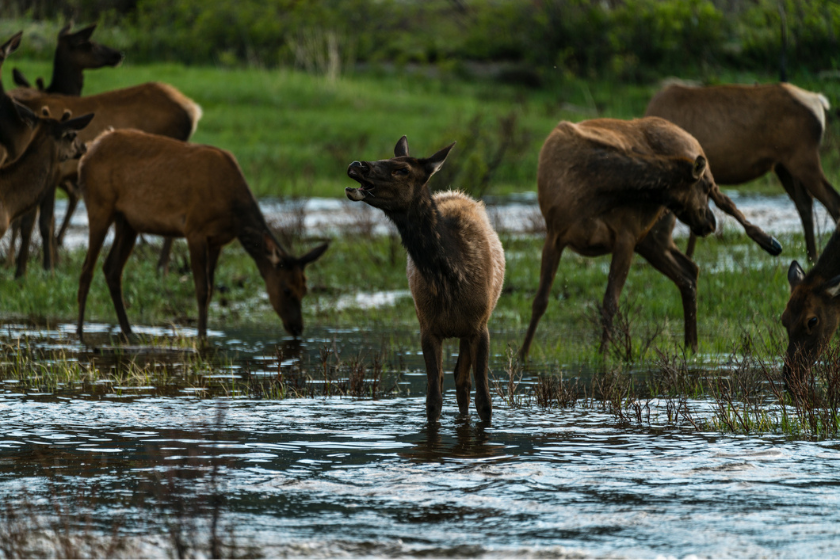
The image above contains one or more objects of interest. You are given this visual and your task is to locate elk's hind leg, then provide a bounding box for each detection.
[103,214,139,338]
[600,238,636,351]
[635,217,700,351]
[521,231,566,358]
[776,164,816,262]
[453,337,473,415]
[38,187,56,271]
[14,208,37,279]
[78,210,114,342]
[471,325,492,423]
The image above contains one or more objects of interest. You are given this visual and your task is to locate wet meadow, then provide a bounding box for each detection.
[2,59,840,557]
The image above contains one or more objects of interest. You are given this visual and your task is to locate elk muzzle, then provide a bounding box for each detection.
[346,161,371,201]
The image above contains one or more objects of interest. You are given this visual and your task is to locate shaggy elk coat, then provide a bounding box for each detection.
[521,117,721,358]
[76,129,328,342]
[646,82,833,262]
[346,137,505,423]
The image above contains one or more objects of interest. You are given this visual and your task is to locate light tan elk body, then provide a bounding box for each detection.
[0,106,93,239]
[521,117,723,358]
[782,228,840,389]
[346,137,505,423]
[6,23,122,262]
[77,129,328,342]
[11,81,201,277]
[646,82,834,262]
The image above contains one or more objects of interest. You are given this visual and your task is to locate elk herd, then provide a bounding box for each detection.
[1,26,838,422]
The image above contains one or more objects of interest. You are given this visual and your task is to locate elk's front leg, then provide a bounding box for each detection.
[453,337,472,415]
[471,326,492,423]
[600,240,635,351]
[421,331,444,422]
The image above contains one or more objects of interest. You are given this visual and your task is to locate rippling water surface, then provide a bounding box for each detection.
[2,325,840,558]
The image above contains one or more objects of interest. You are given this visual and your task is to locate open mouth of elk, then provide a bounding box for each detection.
[346,162,375,201]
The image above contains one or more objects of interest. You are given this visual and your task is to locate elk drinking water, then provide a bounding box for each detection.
[782,227,840,388]
[646,82,834,262]
[346,137,505,423]
[76,129,328,342]
[520,117,720,358]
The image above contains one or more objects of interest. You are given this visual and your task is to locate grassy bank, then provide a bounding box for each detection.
[4,61,840,199]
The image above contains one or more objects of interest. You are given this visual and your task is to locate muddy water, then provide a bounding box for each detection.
[2,325,840,558]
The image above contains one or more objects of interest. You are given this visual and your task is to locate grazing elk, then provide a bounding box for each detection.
[77,129,328,342]
[11,81,202,277]
[646,82,836,262]
[521,117,733,358]
[346,137,505,423]
[7,23,123,267]
[0,106,93,239]
[782,227,840,389]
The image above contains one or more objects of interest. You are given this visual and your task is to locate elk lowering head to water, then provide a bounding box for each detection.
[12,23,123,97]
[76,129,328,343]
[0,105,93,239]
[781,227,840,389]
[646,82,831,262]
[347,136,506,423]
[520,117,725,359]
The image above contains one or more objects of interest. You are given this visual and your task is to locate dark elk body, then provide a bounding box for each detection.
[782,228,840,387]
[76,129,328,342]
[646,82,832,262]
[521,117,722,358]
[346,137,505,423]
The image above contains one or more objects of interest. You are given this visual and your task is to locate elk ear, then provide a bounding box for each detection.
[264,233,289,267]
[299,242,329,267]
[12,68,30,88]
[70,24,96,44]
[0,31,23,61]
[41,106,50,117]
[692,155,707,179]
[36,77,45,91]
[788,260,805,290]
[58,23,73,39]
[425,142,455,176]
[394,136,409,157]
[824,274,840,298]
[13,102,38,129]
[64,112,94,131]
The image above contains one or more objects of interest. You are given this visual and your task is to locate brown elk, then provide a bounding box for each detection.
[0,32,37,169]
[6,23,123,268]
[346,137,505,423]
[781,227,840,389]
[77,129,328,342]
[11,81,201,277]
[521,117,734,358]
[646,82,835,262]
[0,105,93,239]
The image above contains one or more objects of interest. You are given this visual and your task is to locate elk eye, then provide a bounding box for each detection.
[394,168,409,176]
[808,317,818,329]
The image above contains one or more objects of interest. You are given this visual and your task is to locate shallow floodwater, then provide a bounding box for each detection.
[2,325,840,558]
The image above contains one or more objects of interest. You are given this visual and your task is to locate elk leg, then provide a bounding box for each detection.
[38,187,56,271]
[685,233,697,259]
[521,232,565,358]
[776,164,817,262]
[453,337,473,415]
[157,237,174,275]
[600,240,635,351]
[708,185,781,256]
[14,208,37,279]
[421,331,444,423]
[78,214,113,342]
[471,325,492,423]
[791,161,840,221]
[635,233,700,351]
[5,219,19,269]
[188,239,213,338]
[55,184,79,247]
[103,214,139,338]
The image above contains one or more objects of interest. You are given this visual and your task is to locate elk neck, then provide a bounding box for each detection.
[234,199,282,276]
[385,184,467,296]
[48,52,84,95]
[0,125,56,216]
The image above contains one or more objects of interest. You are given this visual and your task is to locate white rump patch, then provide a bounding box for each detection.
[782,83,828,133]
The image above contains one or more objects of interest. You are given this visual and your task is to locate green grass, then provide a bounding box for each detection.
[6,61,840,199]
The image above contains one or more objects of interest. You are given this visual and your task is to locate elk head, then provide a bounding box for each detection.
[260,234,329,337]
[781,260,840,387]
[14,105,94,161]
[663,154,717,237]
[346,136,455,213]
[56,23,124,70]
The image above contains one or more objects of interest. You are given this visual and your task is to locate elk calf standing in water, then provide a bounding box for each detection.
[782,227,840,388]
[346,137,505,423]
[77,129,328,342]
